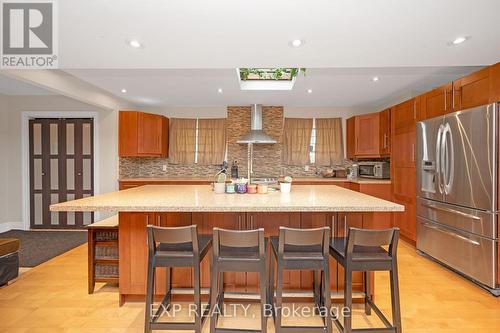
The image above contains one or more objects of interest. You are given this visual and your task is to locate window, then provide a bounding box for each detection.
[309,118,316,164]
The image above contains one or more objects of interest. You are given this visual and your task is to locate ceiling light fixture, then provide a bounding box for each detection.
[450,36,469,45]
[121,88,127,93]
[128,40,142,48]
[372,77,379,82]
[217,88,223,94]
[307,89,313,94]
[291,39,303,47]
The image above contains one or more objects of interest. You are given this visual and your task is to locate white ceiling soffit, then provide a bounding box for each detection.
[59,0,500,69]
[0,74,55,95]
[65,67,481,108]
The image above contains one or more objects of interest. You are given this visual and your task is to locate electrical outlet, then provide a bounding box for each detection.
[162,165,167,172]
[304,165,309,171]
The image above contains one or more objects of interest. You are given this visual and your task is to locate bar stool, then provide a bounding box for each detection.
[329,227,401,333]
[270,226,332,333]
[209,227,268,333]
[145,225,212,333]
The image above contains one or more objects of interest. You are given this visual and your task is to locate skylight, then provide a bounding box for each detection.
[237,68,305,91]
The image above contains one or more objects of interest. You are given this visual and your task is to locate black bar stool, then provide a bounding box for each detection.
[270,226,332,333]
[329,227,401,333]
[209,227,268,333]
[145,224,212,333]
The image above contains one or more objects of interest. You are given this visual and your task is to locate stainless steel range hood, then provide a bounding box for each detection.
[236,104,277,144]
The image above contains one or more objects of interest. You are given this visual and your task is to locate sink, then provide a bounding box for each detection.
[251,177,278,185]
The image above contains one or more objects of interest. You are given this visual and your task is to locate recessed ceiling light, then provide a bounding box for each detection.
[372,77,379,82]
[307,89,313,94]
[217,88,223,94]
[128,40,142,48]
[121,88,127,93]
[450,36,469,45]
[291,39,303,47]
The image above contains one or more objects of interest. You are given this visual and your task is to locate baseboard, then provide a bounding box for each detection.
[0,222,24,233]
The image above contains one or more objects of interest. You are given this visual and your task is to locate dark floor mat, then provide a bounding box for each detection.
[0,230,87,267]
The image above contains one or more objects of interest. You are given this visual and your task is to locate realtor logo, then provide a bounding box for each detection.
[1,0,58,68]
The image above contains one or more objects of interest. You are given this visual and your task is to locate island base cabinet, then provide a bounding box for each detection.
[118,211,377,304]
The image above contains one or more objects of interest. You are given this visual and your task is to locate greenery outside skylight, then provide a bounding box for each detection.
[239,68,306,81]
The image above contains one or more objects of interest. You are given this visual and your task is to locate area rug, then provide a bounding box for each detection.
[0,230,87,267]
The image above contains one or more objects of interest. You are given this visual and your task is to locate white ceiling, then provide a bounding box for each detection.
[0,75,54,95]
[58,0,500,68]
[65,67,481,108]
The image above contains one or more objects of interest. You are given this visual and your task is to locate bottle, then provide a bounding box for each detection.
[231,161,238,179]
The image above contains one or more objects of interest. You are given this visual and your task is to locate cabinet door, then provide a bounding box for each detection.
[155,213,193,294]
[490,62,500,103]
[138,112,163,155]
[118,111,138,157]
[379,108,391,155]
[392,99,417,167]
[358,184,392,230]
[247,212,301,292]
[336,213,364,292]
[392,167,417,241]
[346,117,356,159]
[453,67,490,111]
[420,82,452,120]
[300,213,338,291]
[196,212,247,291]
[119,212,155,296]
[355,113,380,156]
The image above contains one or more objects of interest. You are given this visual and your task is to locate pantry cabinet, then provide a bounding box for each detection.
[119,111,169,157]
[346,117,356,159]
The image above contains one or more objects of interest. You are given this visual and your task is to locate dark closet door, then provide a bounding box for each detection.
[29,118,94,229]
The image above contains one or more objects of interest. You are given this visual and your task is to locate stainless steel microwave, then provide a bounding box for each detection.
[358,161,390,179]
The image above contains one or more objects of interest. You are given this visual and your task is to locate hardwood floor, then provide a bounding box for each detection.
[0,241,499,332]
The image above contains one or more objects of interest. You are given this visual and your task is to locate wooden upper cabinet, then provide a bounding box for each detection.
[392,98,418,167]
[119,111,169,157]
[355,113,380,156]
[490,62,500,103]
[420,82,453,120]
[347,110,390,158]
[346,117,356,159]
[453,67,490,111]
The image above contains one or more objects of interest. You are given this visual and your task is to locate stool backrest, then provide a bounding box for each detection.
[213,227,265,258]
[147,224,199,257]
[346,227,399,257]
[278,226,330,257]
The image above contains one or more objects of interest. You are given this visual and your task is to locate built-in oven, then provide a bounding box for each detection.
[357,161,390,179]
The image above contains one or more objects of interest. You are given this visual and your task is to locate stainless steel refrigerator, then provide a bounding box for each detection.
[416,102,499,295]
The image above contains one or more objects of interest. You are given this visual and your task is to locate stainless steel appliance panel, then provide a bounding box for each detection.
[417,197,497,238]
[417,217,497,288]
[416,116,445,202]
[442,104,497,212]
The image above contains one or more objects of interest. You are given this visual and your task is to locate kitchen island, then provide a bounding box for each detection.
[51,184,404,305]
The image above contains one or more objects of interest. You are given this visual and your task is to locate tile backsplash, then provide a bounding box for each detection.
[119,106,336,179]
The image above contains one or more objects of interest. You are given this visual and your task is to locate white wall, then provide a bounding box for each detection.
[0,95,118,231]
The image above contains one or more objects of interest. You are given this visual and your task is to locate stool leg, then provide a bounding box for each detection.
[323,264,332,333]
[364,271,371,315]
[275,261,283,333]
[193,264,202,333]
[344,267,352,333]
[144,261,155,333]
[268,252,275,313]
[390,260,402,333]
[218,272,225,316]
[209,262,219,333]
[260,262,268,333]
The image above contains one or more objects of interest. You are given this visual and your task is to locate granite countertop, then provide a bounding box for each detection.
[118,177,392,185]
[51,185,403,213]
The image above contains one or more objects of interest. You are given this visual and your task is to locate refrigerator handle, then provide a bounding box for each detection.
[436,124,444,194]
[443,123,454,195]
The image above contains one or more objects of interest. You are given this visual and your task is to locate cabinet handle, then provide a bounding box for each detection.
[146,214,149,225]
[444,90,447,111]
[412,144,415,162]
[331,215,336,237]
[344,215,347,237]
[413,102,417,120]
[383,133,388,149]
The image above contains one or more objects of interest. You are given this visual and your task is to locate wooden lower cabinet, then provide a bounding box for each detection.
[119,211,377,303]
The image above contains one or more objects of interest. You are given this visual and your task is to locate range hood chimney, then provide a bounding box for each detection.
[236,104,277,144]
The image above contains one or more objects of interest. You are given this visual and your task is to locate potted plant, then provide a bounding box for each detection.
[280,176,293,193]
[214,173,226,194]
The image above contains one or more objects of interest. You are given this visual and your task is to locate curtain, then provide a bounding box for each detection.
[168,118,196,164]
[197,118,227,165]
[282,118,313,166]
[315,118,344,166]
